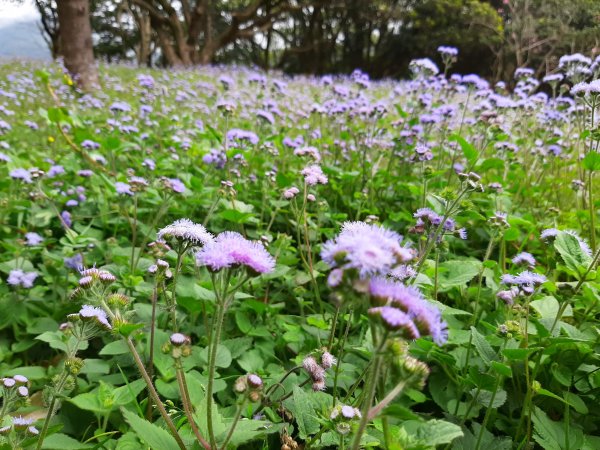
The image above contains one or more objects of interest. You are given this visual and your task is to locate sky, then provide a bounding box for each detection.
[0,2,38,25]
[0,2,49,59]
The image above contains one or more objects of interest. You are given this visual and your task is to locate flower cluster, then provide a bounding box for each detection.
[501,270,547,295]
[157,219,214,247]
[368,277,447,345]
[302,350,337,391]
[330,404,362,435]
[7,269,38,289]
[321,221,412,282]
[195,231,275,274]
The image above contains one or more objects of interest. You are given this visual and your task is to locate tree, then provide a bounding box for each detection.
[128,0,304,66]
[56,0,99,90]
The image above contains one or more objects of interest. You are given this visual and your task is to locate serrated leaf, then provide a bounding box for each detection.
[582,151,600,171]
[41,433,93,449]
[402,419,464,446]
[473,388,507,408]
[290,386,320,439]
[554,231,592,276]
[121,407,180,450]
[470,327,496,365]
[437,260,481,290]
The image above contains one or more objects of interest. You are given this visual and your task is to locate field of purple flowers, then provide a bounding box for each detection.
[1,49,600,449]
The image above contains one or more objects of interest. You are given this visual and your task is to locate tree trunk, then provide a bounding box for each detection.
[56,0,99,91]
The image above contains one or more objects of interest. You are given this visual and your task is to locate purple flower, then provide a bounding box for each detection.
[321,222,405,278]
[368,277,447,344]
[502,270,547,294]
[47,165,65,178]
[7,269,38,288]
[226,129,259,147]
[368,306,420,338]
[10,168,32,183]
[24,232,43,246]
[512,252,536,267]
[61,210,72,228]
[115,182,133,196]
[79,305,111,329]
[157,219,213,246]
[81,140,100,150]
[78,169,93,177]
[64,254,83,271]
[196,231,275,274]
[166,178,185,193]
[143,158,156,170]
[301,164,328,185]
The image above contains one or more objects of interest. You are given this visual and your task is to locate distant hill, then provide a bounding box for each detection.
[0,19,50,60]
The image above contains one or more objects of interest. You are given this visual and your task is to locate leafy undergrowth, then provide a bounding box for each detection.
[0,53,600,449]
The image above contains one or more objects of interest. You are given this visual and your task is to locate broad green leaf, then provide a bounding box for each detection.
[121,407,180,450]
[582,151,600,171]
[289,385,320,439]
[41,433,93,449]
[401,419,463,446]
[470,327,496,365]
[554,231,592,276]
[437,260,481,290]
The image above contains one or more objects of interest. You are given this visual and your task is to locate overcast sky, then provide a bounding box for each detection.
[0,2,38,24]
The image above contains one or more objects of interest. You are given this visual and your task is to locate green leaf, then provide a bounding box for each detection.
[491,361,513,378]
[99,340,129,356]
[473,388,507,408]
[290,386,320,439]
[41,433,93,449]
[502,347,542,361]
[437,260,481,290]
[531,296,572,320]
[449,134,478,163]
[470,327,496,365]
[402,419,464,446]
[554,231,592,276]
[121,407,180,450]
[582,152,600,171]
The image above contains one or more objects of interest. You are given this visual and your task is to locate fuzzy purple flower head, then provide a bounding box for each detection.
[321,222,409,279]
[7,269,38,288]
[157,219,213,246]
[196,231,275,274]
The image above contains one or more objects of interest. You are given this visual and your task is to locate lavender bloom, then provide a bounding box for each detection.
[227,129,259,147]
[283,186,300,199]
[166,178,185,193]
[64,253,83,270]
[321,222,406,278]
[10,168,32,183]
[196,231,275,274]
[78,169,93,177]
[115,182,133,196]
[512,252,536,267]
[368,277,447,345]
[368,306,420,338]
[540,228,559,241]
[79,305,111,330]
[47,165,65,178]
[143,158,156,170]
[24,232,43,246]
[7,269,38,288]
[61,210,72,228]
[301,164,328,185]
[0,152,10,162]
[157,219,213,246]
[81,139,100,150]
[502,270,547,294]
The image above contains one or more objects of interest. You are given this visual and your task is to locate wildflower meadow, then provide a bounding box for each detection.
[2,49,600,449]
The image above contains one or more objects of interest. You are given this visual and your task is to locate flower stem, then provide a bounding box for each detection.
[125,337,187,450]
[219,399,247,450]
[206,297,227,449]
[175,361,210,449]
